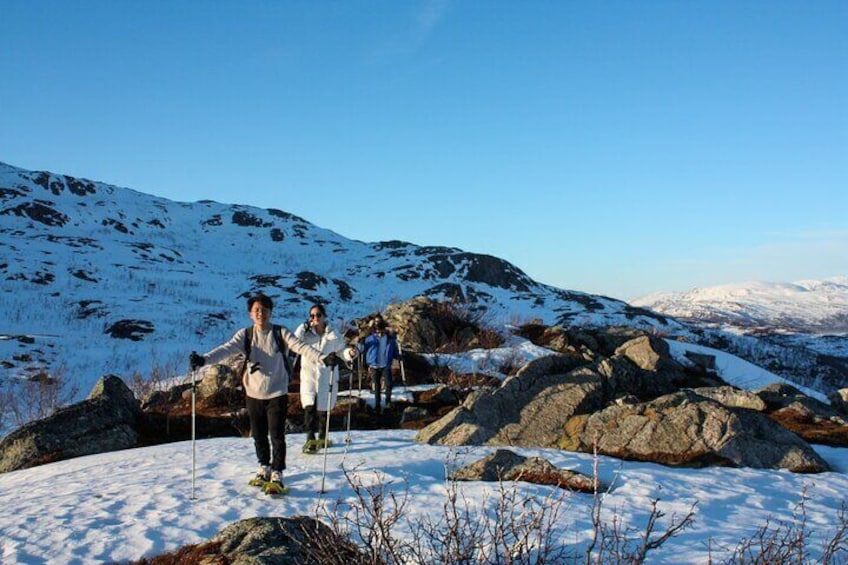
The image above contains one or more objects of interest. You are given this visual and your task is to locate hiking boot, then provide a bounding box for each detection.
[263,471,287,495]
[248,465,270,487]
[302,439,318,454]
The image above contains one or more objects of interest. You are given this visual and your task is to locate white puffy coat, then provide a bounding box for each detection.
[294,322,350,411]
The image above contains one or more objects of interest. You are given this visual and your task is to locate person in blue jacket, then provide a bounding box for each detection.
[362,318,399,413]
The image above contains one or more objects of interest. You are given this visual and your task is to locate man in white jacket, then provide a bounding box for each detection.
[295,303,356,453]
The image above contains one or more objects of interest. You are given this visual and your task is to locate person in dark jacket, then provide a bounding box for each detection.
[361,319,399,413]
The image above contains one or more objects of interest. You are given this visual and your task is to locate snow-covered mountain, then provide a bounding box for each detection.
[0,161,678,398]
[631,279,848,391]
[632,278,848,335]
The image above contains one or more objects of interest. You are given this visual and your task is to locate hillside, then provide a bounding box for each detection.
[0,161,676,399]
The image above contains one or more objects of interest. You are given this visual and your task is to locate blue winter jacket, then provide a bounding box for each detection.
[363,332,399,368]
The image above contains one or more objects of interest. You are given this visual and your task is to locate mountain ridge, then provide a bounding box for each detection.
[632,278,848,335]
[0,161,676,398]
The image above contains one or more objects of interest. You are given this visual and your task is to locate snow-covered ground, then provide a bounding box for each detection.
[0,431,846,564]
[2,340,846,564]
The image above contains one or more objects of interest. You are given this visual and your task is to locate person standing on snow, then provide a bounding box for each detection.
[189,293,343,495]
[294,303,356,454]
[362,318,400,413]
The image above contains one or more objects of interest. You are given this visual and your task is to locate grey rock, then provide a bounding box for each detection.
[415,353,602,448]
[692,386,767,411]
[201,516,366,564]
[580,390,829,473]
[0,375,141,473]
[452,448,596,492]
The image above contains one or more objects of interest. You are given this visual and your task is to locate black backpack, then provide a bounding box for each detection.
[242,324,295,377]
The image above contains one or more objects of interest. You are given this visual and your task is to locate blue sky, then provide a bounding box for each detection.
[1,1,845,300]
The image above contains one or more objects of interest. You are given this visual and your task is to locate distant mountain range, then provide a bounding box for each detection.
[0,161,677,397]
[632,278,848,335]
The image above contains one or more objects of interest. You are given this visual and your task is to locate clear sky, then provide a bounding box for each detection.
[1,1,846,300]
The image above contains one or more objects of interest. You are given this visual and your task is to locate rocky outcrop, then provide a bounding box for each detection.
[416,334,836,473]
[379,296,503,353]
[757,383,848,447]
[452,449,596,492]
[569,389,829,473]
[415,353,600,447]
[0,375,141,472]
[125,516,367,565]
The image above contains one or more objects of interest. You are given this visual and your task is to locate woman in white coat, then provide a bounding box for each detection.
[295,303,355,453]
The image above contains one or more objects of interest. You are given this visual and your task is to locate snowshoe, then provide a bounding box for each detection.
[263,472,289,496]
[249,465,271,487]
[302,439,318,454]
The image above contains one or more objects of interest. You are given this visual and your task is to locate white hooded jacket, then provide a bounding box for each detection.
[294,321,352,410]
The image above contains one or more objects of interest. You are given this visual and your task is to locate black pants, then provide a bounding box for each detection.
[370,365,392,410]
[303,401,327,441]
[246,395,287,472]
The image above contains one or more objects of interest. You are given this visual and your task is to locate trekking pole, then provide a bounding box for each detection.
[189,359,198,501]
[398,341,408,389]
[319,370,335,494]
[345,357,353,445]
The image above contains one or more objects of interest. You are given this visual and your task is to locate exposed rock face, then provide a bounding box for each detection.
[125,516,368,565]
[416,334,836,473]
[380,295,503,353]
[692,386,767,411]
[756,383,848,447]
[571,390,829,473]
[452,449,596,493]
[415,353,599,447]
[0,375,141,473]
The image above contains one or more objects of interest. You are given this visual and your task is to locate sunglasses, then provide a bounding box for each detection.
[309,312,324,319]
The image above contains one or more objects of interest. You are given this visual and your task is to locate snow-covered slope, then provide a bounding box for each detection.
[0,161,679,398]
[632,278,848,335]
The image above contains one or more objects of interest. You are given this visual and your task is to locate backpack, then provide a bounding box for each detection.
[242,324,295,378]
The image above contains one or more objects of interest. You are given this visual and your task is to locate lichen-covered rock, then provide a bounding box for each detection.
[0,375,141,473]
[579,390,829,473]
[452,448,596,492]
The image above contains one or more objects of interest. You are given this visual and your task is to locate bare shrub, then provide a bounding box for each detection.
[311,454,698,565]
[722,489,848,565]
[583,450,697,565]
[127,357,180,402]
[0,365,80,428]
[424,298,492,354]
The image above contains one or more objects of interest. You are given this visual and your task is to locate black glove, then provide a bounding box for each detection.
[322,352,341,367]
[189,351,205,371]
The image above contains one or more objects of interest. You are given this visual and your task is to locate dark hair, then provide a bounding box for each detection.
[309,303,327,317]
[247,293,274,311]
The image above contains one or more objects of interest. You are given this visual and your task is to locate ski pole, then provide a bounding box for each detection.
[319,369,335,494]
[345,357,353,445]
[398,340,408,388]
[190,361,198,501]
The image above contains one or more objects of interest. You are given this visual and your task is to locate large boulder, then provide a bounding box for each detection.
[569,389,829,473]
[416,335,688,449]
[415,353,601,447]
[125,516,367,565]
[0,375,142,473]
